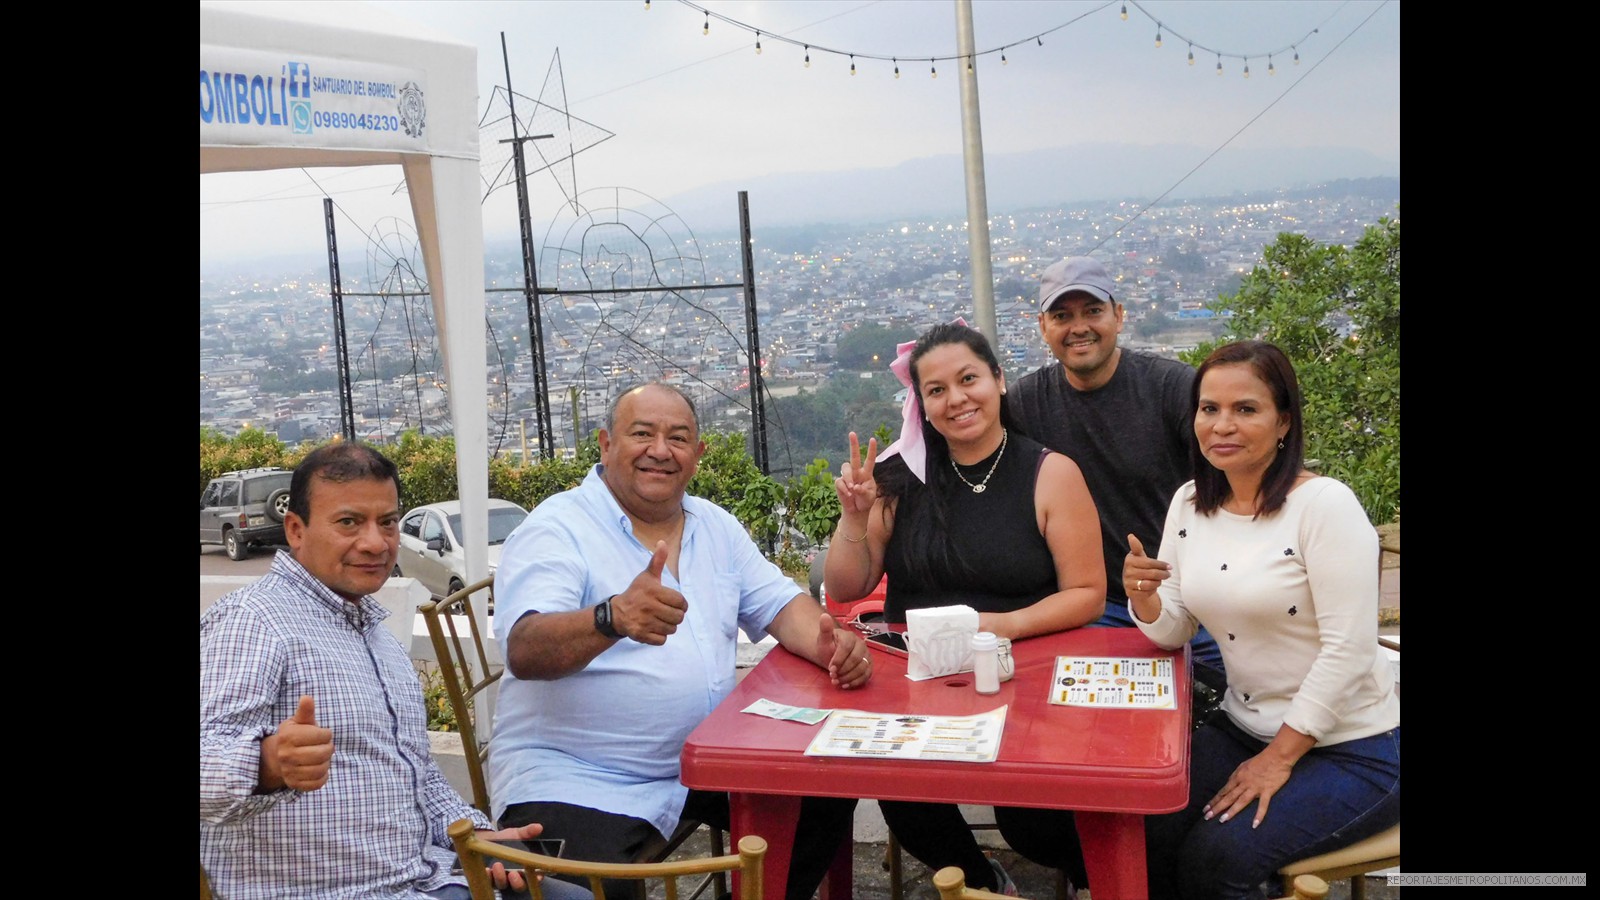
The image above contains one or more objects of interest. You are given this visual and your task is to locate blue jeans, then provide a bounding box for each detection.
[1145,713,1401,900]
[1090,601,1228,690]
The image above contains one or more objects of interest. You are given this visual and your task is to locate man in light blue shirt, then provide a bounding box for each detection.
[491,383,871,900]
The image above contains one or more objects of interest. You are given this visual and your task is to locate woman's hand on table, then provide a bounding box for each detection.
[818,612,872,689]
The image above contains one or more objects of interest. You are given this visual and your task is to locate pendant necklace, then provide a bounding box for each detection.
[950,428,1007,493]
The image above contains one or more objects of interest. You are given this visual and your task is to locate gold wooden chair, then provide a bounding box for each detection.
[200,864,213,900]
[1274,874,1330,900]
[1276,537,1400,900]
[448,819,767,900]
[422,577,728,897]
[932,864,1025,900]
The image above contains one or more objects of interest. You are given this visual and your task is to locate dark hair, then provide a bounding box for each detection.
[607,382,699,435]
[288,442,402,523]
[1190,340,1305,518]
[876,322,1019,585]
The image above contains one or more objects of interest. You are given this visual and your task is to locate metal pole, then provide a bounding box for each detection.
[323,198,356,441]
[502,33,556,459]
[955,0,997,340]
[737,191,769,476]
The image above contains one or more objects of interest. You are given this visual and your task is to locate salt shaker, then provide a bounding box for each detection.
[971,631,1001,695]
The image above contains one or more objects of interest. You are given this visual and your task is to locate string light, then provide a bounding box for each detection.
[649,2,1325,87]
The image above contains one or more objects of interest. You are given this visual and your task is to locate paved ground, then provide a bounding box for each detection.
[655,826,1400,899]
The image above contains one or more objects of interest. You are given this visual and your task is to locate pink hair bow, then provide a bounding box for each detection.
[876,317,967,483]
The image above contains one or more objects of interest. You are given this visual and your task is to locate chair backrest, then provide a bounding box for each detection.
[448,819,767,900]
[420,576,501,815]
[932,866,1023,900]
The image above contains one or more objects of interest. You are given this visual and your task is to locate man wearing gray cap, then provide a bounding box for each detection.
[1009,257,1223,683]
[1003,256,1225,894]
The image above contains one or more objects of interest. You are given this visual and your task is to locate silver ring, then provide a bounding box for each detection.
[1136,579,1146,592]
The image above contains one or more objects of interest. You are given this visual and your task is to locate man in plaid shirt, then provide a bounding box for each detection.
[201,443,586,900]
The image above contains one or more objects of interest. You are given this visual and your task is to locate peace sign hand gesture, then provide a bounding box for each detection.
[834,432,879,517]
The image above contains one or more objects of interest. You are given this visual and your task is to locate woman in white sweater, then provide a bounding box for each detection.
[1123,341,1399,900]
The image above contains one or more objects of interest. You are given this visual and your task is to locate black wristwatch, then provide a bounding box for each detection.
[593,596,622,639]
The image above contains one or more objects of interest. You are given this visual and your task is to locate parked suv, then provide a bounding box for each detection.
[200,467,293,561]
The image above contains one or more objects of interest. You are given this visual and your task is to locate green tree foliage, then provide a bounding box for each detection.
[200,426,289,492]
[834,323,918,370]
[1186,215,1400,522]
[768,374,902,473]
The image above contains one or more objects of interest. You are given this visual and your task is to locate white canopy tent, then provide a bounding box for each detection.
[201,1,492,620]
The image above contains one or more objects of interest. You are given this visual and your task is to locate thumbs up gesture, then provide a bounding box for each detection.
[1122,534,1173,622]
[264,695,335,792]
[609,541,689,646]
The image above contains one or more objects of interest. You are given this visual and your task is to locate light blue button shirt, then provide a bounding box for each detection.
[489,465,801,836]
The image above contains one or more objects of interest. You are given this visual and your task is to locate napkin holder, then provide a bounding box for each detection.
[905,604,979,680]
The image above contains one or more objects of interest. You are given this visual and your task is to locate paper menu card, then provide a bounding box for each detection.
[1047,656,1177,709]
[803,705,1007,762]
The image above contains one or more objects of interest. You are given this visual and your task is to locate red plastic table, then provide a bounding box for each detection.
[680,627,1190,900]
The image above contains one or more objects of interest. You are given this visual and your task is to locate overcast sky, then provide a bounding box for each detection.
[199,0,1400,272]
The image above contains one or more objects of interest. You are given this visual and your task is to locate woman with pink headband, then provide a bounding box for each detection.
[825,321,1105,896]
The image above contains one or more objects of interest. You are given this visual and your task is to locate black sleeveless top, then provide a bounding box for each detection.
[882,431,1058,621]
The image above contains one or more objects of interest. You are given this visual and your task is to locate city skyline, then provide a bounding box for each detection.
[199,0,1400,271]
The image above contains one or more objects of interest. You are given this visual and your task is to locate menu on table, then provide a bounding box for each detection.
[1048,656,1176,709]
[803,705,1007,762]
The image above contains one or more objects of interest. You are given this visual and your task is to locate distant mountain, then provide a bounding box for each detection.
[658,142,1399,232]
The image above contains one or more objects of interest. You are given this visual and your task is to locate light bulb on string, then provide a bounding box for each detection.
[643,0,649,9]
[1120,3,1128,20]
[1037,36,1043,46]
[893,57,900,78]
[755,32,761,54]
[702,12,708,35]
[850,55,856,76]
[930,59,937,79]
[1268,56,1275,75]
[1001,49,1007,65]
[1188,43,1194,65]
[1293,46,1300,64]
[804,45,810,68]
[1155,27,1162,48]
[1216,54,1223,75]
[966,56,973,73]
[1243,59,1250,78]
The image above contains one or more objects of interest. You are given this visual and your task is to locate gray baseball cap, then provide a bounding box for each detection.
[1039,257,1116,311]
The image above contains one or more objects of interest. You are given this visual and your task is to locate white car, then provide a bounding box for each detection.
[394,499,529,600]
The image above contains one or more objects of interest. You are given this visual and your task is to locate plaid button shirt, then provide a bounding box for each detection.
[201,551,491,899]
